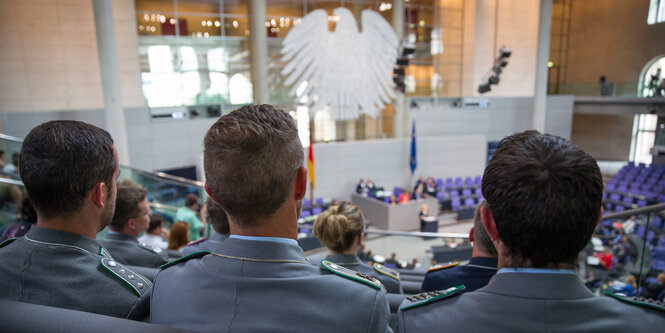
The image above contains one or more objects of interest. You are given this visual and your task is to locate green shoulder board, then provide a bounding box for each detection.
[373,262,400,280]
[138,242,164,254]
[160,251,210,270]
[400,285,466,311]
[604,290,665,313]
[99,258,151,297]
[321,260,383,290]
[0,237,18,249]
[427,261,459,273]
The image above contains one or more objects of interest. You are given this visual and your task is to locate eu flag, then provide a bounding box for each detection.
[410,120,417,175]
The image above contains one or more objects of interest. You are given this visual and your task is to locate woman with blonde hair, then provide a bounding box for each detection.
[167,221,190,252]
[313,201,403,293]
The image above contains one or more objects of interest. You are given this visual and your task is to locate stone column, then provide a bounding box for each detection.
[248,0,269,104]
[92,0,130,164]
[532,0,553,131]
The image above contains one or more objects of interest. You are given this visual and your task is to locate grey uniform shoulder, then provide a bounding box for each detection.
[99,258,151,297]
[138,242,165,255]
[320,259,383,290]
[604,290,665,313]
[400,285,466,311]
[373,262,400,281]
[160,251,210,270]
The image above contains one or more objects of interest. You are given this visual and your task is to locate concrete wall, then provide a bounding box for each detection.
[0,0,142,115]
[311,135,487,201]
[571,113,633,161]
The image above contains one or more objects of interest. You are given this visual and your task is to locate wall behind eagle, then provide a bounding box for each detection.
[0,0,142,116]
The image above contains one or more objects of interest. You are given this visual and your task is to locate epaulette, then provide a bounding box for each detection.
[99,258,151,297]
[427,261,459,273]
[604,290,665,313]
[160,251,210,270]
[400,285,465,311]
[0,237,18,249]
[373,262,400,280]
[321,260,383,290]
[186,238,207,246]
[98,246,114,260]
[138,242,164,254]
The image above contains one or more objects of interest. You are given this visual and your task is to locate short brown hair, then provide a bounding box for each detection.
[110,186,147,230]
[185,194,199,207]
[203,104,303,227]
[313,202,364,253]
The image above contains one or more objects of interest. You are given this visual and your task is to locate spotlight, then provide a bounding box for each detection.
[393,75,404,85]
[393,67,405,76]
[397,57,409,66]
[500,46,511,58]
[499,60,508,68]
[489,75,500,85]
[478,82,491,94]
[402,45,416,56]
[492,66,502,75]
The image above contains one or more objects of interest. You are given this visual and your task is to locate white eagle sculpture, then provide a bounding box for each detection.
[281,8,399,120]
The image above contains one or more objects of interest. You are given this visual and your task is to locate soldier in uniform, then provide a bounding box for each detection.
[0,121,149,319]
[313,201,403,294]
[149,105,392,332]
[421,200,497,293]
[397,131,665,332]
[99,185,168,268]
[182,199,229,255]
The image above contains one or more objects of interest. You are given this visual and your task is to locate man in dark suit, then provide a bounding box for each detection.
[397,130,665,332]
[421,200,497,293]
[148,105,392,332]
[99,185,168,268]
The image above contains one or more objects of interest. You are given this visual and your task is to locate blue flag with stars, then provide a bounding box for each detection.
[410,120,417,175]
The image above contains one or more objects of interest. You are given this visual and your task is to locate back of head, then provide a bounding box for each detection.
[482,130,602,267]
[203,104,303,227]
[184,194,199,207]
[19,120,116,219]
[147,214,164,233]
[313,201,364,253]
[110,185,147,231]
[168,221,190,250]
[207,199,230,234]
[473,201,497,257]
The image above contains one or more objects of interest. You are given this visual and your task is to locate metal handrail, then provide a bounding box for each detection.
[0,177,24,186]
[0,133,24,143]
[601,202,665,220]
[149,202,179,211]
[364,229,469,239]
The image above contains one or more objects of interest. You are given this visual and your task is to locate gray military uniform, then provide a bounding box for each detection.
[0,226,150,318]
[322,254,403,294]
[181,232,228,256]
[99,232,168,268]
[149,237,393,332]
[397,272,665,332]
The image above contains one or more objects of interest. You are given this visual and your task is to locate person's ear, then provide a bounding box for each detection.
[294,166,307,200]
[127,218,137,231]
[480,206,499,241]
[468,226,475,243]
[357,233,364,245]
[596,207,603,228]
[92,183,106,208]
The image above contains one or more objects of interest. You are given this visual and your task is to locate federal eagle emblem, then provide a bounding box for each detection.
[281,8,399,120]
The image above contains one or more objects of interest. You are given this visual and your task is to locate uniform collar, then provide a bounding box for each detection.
[24,225,102,255]
[105,231,138,242]
[228,235,297,246]
[467,257,498,270]
[324,254,362,265]
[479,271,594,299]
[210,233,229,242]
[215,237,307,263]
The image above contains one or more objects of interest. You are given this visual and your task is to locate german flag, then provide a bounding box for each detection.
[308,140,315,188]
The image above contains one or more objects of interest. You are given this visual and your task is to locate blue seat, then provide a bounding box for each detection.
[436,191,446,202]
[451,197,461,212]
[303,199,312,208]
[300,210,311,218]
[474,176,482,186]
[455,177,463,187]
[311,207,323,215]
[465,177,473,186]
[315,197,324,206]
[449,190,459,197]
[637,199,647,207]
[462,188,472,197]
[615,205,625,212]
[464,198,475,207]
